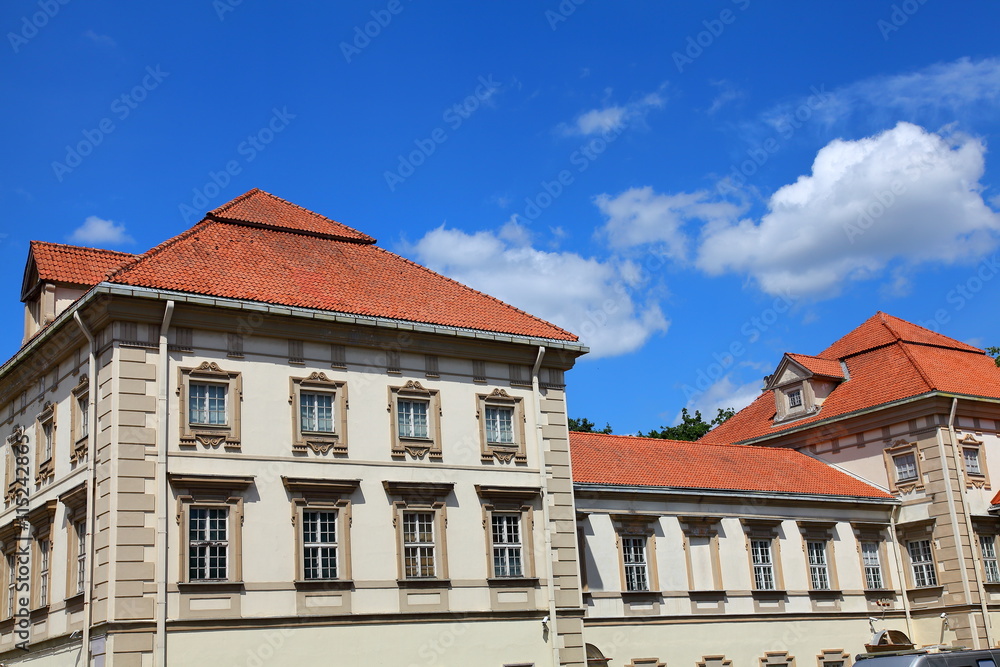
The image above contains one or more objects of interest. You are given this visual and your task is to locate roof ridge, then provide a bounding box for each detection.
[106,218,217,283]
[370,245,579,341]
[208,187,261,216]
[899,340,960,392]
[571,431,801,453]
[30,240,136,257]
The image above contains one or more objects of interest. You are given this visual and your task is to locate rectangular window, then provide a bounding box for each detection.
[788,390,802,408]
[189,383,227,426]
[965,448,982,475]
[894,453,918,482]
[862,541,884,589]
[908,539,937,587]
[622,537,649,592]
[75,519,87,594]
[5,552,13,617]
[807,541,830,590]
[981,535,1000,584]
[189,507,228,581]
[491,514,523,578]
[300,392,334,433]
[751,539,776,590]
[41,421,53,461]
[402,512,435,578]
[78,396,89,439]
[397,400,429,439]
[302,510,337,580]
[485,406,514,444]
[38,538,50,606]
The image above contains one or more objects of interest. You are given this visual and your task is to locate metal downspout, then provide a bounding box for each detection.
[155,301,174,666]
[532,346,559,667]
[947,398,993,647]
[72,312,97,667]
[889,504,914,640]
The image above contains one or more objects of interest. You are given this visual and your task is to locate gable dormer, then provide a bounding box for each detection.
[764,353,846,423]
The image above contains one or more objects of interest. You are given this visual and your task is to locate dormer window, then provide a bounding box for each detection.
[787,390,802,409]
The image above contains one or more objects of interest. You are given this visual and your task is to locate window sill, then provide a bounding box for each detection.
[864,588,897,595]
[621,589,659,597]
[178,581,245,592]
[807,589,842,598]
[905,585,943,594]
[397,578,451,589]
[751,589,787,598]
[487,577,539,587]
[689,589,727,599]
[294,579,354,591]
[64,592,85,607]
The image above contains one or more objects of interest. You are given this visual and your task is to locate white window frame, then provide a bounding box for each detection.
[477,388,526,464]
[402,511,436,579]
[622,536,650,592]
[291,372,348,454]
[788,389,803,409]
[389,381,441,460]
[302,509,338,580]
[188,506,229,582]
[908,539,938,588]
[807,540,831,590]
[751,539,776,591]
[861,541,884,590]
[178,362,242,449]
[491,513,523,578]
[981,535,1000,584]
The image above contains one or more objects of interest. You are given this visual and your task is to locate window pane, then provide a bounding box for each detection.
[303,510,337,580]
[894,453,917,481]
[301,393,334,433]
[981,535,1000,583]
[622,537,648,591]
[808,541,830,590]
[190,384,227,425]
[189,507,228,581]
[397,400,429,438]
[403,512,435,578]
[965,448,982,475]
[485,406,514,443]
[862,542,884,589]
[492,514,523,578]
[751,539,775,590]
[908,539,937,587]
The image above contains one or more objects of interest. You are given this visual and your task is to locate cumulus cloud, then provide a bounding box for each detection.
[677,374,762,424]
[83,30,117,48]
[562,89,665,136]
[69,216,134,246]
[696,122,1000,296]
[408,226,669,358]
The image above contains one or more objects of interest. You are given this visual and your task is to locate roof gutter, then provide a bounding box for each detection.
[572,483,899,506]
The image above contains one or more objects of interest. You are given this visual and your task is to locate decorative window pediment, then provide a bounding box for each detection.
[178,362,242,450]
[477,388,526,464]
[290,372,348,455]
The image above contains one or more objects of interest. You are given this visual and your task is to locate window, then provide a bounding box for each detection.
[283,476,356,587]
[491,514,523,578]
[678,517,724,591]
[37,538,49,606]
[884,440,924,493]
[908,539,937,587]
[389,381,441,460]
[981,535,1000,583]
[179,362,242,450]
[861,541,884,589]
[623,537,649,592]
[788,390,803,409]
[477,388,526,464]
[807,541,830,590]
[5,551,13,618]
[170,474,251,584]
[384,481,452,583]
[189,507,228,581]
[290,372,348,455]
[71,375,90,464]
[301,393,333,433]
[964,448,981,475]
[751,539,776,590]
[74,520,86,595]
[817,651,849,667]
[28,500,56,609]
[60,482,87,599]
[35,401,55,483]
[893,453,917,482]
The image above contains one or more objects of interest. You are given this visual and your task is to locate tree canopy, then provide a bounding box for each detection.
[987,346,1000,367]
[567,417,613,434]
[640,407,735,441]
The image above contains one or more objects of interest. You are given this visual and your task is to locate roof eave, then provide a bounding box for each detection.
[572,482,898,505]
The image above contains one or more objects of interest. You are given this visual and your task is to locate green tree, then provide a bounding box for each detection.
[568,417,613,434]
[642,407,735,441]
[987,346,1000,367]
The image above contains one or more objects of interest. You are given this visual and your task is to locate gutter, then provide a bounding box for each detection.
[531,346,559,667]
[154,301,174,667]
[72,312,97,666]
[572,483,899,506]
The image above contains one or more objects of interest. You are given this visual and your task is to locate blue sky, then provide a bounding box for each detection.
[3,1,1000,434]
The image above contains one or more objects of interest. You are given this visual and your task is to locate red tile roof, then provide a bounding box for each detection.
[570,432,892,499]
[27,190,577,342]
[703,312,1000,445]
[28,241,134,287]
[786,353,845,379]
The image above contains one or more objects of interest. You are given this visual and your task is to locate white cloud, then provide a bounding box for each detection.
[83,29,116,48]
[408,225,669,358]
[562,89,665,136]
[707,80,744,115]
[696,122,1000,296]
[677,374,762,424]
[596,186,744,259]
[69,216,134,246]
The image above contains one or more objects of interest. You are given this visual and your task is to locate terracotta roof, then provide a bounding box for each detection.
[29,189,576,342]
[703,313,999,445]
[570,432,892,499]
[991,489,1000,506]
[28,241,134,287]
[209,188,376,243]
[786,353,845,379]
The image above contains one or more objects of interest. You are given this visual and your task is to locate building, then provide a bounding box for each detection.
[704,312,1000,650]
[0,189,589,666]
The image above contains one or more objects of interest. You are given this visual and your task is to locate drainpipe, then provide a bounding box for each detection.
[72,312,97,667]
[889,504,914,641]
[154,301,174,667]
[531,346,559,667]
[936,406,977,648]
[946,398,993,647]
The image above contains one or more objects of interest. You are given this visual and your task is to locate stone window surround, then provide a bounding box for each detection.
[282,477,358,587]
[475,485,540,583]
[383,481,453,585]
[70,374,89,465]
[761,651,796,667]
[170,474,253,585]
[883,439,924,493]
[698,657,733,667]
[34,402,55,484]
[59,483,87,602]
[289,372,348,455]
[625,660,665,667]
[5,427,27,506]
[177,362,242,450]
[678,517,724,592]
[0,520,22,623]
[476,388,527,464]
[612,514,659,594]
[816,650,850,667]
[958,433,991,489]
[797,521,840,593]
[27,499,57,611]
[388,381,442,461]
[741,519,785,593]
[897,520,939,590]
[851,523,893,592]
